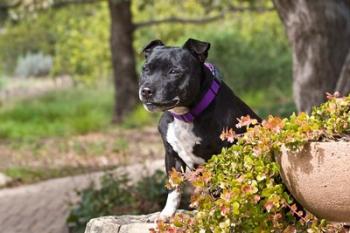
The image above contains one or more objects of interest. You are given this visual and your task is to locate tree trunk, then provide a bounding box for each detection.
[108,0,138,123]
[336,51,350,95]
[273,0,350,113]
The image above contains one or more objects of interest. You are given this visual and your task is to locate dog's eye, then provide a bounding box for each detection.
[169,69,180,75]
[142,65,150,73]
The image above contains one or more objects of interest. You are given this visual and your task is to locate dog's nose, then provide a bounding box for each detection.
[141,87,153,99]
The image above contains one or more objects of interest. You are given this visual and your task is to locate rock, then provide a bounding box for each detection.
[85,213,157,233]
[0,173,11,187]
[277,141,350,222]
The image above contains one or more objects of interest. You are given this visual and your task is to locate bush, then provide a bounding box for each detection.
[15,52,53,78]
[154,94,350,232]
[67,170,168,233]
[67,169,194,233]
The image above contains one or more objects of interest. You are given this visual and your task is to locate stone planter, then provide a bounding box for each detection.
[277,141,350,222]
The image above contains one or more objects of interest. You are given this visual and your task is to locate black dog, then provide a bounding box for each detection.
[139,38,261,220]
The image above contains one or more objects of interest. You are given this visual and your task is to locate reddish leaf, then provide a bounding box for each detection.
[166,168,184,189]
[253,194,261,204]
[326,91,341,100]
[220,127,236,143]
[236,115,258,128]
[264,200,274,212]
[220,205,230,216]
[221,190,232,201]
[241,184,253,194]
[263,116,284,132]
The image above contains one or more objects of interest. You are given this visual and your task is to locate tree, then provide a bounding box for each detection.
[273,0,350,113]
[108,0,138,123]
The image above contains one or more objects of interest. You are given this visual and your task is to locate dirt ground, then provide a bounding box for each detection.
[0,126,164,184]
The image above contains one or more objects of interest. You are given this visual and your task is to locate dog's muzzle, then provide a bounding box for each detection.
[142,97,180,112]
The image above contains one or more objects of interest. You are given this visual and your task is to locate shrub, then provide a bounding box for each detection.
[154,93,350,233]
[67,170,168,233]
[14,52,53,78]
[67,169,194,233]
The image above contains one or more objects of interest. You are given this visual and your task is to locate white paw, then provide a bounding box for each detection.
[146,212,172,223]
[159,211,173,221]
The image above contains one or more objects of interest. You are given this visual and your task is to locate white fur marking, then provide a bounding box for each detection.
[138,88,143,101]
[160,189,181,218]
[166,119,205,169]
[168,106,189,115]
[143,104,152,112]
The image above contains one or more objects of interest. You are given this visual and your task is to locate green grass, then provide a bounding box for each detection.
[0,86,114,141]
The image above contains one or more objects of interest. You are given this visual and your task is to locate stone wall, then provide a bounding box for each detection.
[85,213,158,233]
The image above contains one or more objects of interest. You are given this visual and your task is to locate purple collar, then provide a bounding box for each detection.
[169,63,221,122]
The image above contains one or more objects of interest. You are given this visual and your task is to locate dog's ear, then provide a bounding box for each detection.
[142,39,164,59]
[183,38,210,63]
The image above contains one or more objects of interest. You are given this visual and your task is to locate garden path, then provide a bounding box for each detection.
[0,159,163,233]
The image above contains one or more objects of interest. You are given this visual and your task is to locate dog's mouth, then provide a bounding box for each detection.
[144,98,180,111]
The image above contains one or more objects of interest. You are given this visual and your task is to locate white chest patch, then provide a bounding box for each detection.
[166,119,205,169]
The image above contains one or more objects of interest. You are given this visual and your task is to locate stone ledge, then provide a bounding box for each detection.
[84,213,158,233]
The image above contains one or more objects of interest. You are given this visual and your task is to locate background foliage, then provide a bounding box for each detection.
[0,3,110,82]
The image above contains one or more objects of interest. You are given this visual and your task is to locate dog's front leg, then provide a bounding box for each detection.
[160,145,186,219]
[159,187,182,219]
[147,187,181,223]
[147,144,186,222]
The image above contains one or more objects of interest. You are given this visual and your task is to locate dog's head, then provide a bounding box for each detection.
[139,38,210,112]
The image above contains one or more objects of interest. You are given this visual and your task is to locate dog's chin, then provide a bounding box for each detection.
[143,103,163,112]
[143,98,180,112]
